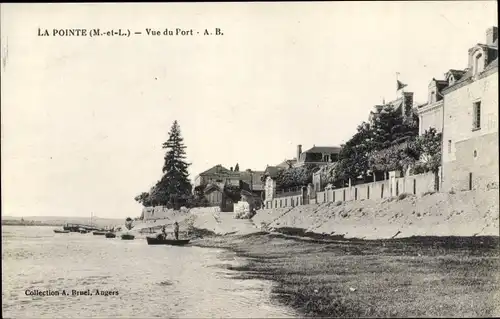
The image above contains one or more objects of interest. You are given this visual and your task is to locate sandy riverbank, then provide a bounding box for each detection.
[254,189,499,240]
[136,189,499,240]
[191,232,500,317]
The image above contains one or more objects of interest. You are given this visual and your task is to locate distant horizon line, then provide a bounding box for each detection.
[2,215,131,220]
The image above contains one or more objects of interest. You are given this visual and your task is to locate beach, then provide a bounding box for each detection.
[192,232,500,317]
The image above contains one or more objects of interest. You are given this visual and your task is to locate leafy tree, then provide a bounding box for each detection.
[186,185,210,208]
[413,128,442,174]
[275,164,319,190]
[371,105,418,149]
[149,121,193,209]
[335,122,373,182]
[317,163,338,186]
[336,106,419,182]
[224,184,242,202]
[134,192,152,207]
[234,163,240,172]
[369,140,420,174]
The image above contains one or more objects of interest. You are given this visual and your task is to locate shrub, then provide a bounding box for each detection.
[275,164,319,190]
[397,193,411,200]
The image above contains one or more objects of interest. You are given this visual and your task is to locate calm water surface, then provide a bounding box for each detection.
[2,226,295,318]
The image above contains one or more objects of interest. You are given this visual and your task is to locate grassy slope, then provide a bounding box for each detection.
[193,233,500,318]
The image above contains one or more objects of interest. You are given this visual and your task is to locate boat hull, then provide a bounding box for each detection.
[93,231,106,235]
[146,237,190,246]
[105,233,116,238]
[53,230,70,234]
[121,234,135,240]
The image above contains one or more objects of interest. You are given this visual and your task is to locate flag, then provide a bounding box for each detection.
[397,80,407,91]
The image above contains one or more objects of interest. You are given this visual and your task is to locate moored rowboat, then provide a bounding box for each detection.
[54,229,70,234]
[121,234,135,240]
[146,237,190,246]
[93,231,106,235]
[105,232,116,238]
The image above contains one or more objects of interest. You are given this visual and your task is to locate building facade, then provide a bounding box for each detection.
[203,182,235,212]
[441,26,498,192]
[194,165,241,188]
[295,144,341,167]
[416,78,448,135]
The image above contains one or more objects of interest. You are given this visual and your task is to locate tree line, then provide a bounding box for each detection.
[136,106,442,208]
[272,105,442,190]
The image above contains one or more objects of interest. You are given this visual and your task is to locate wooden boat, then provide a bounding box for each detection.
[53,229,70,234]
[105,232,116,238]
[146,236,190,246]
[121,234,135,240]
[79,229,89,234]
[93,231,106,235]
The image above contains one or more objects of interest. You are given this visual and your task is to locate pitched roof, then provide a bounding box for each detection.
[446,69,466,80]
[444,57,498,93]
[239,170,265,190]
[276,158,296,168]
[204,182,224,193]
[197,164,231,176]
[263,166,282,178]
[303,146,341,154]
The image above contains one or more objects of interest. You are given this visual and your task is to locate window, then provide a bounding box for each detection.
[473,101,481,130]
[448,75,455,86]
[430,91,436,103]
[448,140,452,154]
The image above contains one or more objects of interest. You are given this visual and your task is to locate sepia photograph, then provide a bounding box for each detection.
[1,2,499,318]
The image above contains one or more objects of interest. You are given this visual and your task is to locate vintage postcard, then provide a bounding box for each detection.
[1,2,499,318]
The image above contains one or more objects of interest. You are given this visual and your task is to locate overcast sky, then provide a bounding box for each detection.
[1,2,497,218]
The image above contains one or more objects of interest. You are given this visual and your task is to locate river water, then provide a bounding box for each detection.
[2,226,295,318]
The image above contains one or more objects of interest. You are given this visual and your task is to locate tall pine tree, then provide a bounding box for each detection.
[154,120,192,208]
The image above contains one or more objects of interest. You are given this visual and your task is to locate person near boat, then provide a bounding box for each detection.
[161,225,167,239]
[174,222,179,240]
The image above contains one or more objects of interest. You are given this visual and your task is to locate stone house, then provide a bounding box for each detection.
[416,78,449,135]
[295,144,341,167]
[238,169,265,198]
[203,182,235,212]
[441,26,498,192]
[194,165,241,188]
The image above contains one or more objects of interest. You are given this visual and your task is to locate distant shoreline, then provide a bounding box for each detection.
[1,222,63,227]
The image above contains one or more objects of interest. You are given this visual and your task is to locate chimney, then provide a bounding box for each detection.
[297,144,302,162]
[486,26,498,46]
[230,167,233,171]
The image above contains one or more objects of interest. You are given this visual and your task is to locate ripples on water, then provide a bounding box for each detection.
[2,226,296,318]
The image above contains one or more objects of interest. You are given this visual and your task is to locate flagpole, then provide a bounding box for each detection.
[396,72,407,118]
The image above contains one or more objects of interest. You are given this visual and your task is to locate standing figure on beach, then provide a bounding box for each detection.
[161,225,167,239]
[174,222,179,240]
